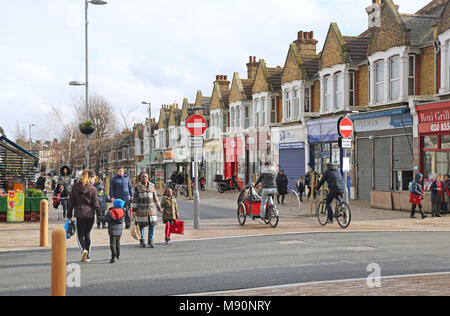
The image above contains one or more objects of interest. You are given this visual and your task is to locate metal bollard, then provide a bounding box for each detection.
[40,199,48,247]
[51,228,66,296]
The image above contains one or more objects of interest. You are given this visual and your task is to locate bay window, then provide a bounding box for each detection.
[390,56,400,100]
[270,98,277,123]
[293,89,300,118]
[335,72,344,110]
[261,98,266,127]
[304,87,310,112]
[255,99,260,128]
[408,55,416,96]
[349,71,355,107]
[324,76,331,112]
[236,107,240,129]
[244,106,249,129]
[285,91,291,120]
[375,61,384,102]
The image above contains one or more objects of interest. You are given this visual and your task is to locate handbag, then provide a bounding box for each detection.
[130,216,142,241]
[170,220,184,235]
[410,193,422,205]
[149,215,158,226]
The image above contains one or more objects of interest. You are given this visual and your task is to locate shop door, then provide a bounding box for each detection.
[357,138,372,201]
[279,148,306,192]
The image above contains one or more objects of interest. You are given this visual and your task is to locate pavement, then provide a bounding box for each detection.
[1,190,450,296]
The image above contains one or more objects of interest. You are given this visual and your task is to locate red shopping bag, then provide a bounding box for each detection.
[410,193,422,205]
[170,220,185,235]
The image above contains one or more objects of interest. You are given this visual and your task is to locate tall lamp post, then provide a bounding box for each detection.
[29,124,36,152]
[142,102,152,179]
[69,0,107,170]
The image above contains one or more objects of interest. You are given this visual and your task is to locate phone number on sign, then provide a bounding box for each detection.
[430,122,450,132]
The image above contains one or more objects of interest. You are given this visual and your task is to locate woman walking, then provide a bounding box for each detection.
[161,188,180,245]
[431,174,445,217]
[132,172,162,248]
[68,170,101,263]
[409,173,427,219]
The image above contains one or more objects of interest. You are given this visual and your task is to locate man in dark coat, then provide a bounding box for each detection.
[276,170,288,204]
[110,167,134,229]
[316,163,346,224]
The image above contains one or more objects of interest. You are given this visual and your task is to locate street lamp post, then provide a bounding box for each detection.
[70,0,107,170]
[29,124,36,152]
[142,102,152,180]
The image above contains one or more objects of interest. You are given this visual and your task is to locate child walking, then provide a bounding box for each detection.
[98,199,125,263]
[410,173,428,220]
[161,188,180,245]
[96,184,111,229]
[296,176,305,202]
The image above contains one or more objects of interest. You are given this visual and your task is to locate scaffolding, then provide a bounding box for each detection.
[0,135,39,191]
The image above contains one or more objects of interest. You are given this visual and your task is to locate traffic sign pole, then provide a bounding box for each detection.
[338,117,354,205]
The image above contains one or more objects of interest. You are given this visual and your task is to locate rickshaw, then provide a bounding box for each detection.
[237,183,279,228]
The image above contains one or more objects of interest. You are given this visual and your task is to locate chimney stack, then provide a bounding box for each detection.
[366,0,384,28]
[294,31,318,56]
[246,56,259,80]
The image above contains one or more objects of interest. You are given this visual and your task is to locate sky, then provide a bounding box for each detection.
[0,0,428,141]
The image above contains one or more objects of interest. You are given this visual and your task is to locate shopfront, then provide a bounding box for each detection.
[278,126,307,192]
[351,108,414,201]
[416,101,450,190]
[246,129,271,183]
[223,136,245,189]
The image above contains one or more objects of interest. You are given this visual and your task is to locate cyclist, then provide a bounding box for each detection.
[316,163,346,224]
[254,162,278,224]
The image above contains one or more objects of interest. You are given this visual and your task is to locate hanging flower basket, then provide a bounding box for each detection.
[79,121,95,135]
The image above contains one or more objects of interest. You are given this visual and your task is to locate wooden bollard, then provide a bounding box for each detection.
[51,228,66,296]
[40,199,48,247]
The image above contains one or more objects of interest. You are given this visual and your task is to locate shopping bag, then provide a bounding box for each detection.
[64,219,76,240]
[130,216,142,241]
[409,194,422,205]
[170,220,185,235]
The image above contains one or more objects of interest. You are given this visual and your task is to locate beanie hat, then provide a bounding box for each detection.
[113,199,125,209]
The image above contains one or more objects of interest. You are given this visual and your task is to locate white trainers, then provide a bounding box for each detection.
[258,219,265,224]
[81,250,88,263]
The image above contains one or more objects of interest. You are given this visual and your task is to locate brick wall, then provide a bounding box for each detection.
[229,74,244,104]
[420,45,436,96]
[320,25,346,70]
[313,80,321,112]
[282,45,303,84]
[252,62,269,94]
[358,65,369,106]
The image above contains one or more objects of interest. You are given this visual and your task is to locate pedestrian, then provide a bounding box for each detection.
[132,172,162,248]
[430,174,444,218]
[443,174,450,215]
[68,170,101,263]
[296,176,305,202]
[161,188,180,245]
[98,199,125,264]
[36,174,46,194]
[409,173,427,219]
[110,167,134,229]
[59,166,73,195]
[276,170,288,204]
[53,182,69,218]
[96,184,111,229]
[305,167,319,200]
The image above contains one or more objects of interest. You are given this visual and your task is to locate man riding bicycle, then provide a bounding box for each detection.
[254,162,278,224]
[316,163,346,224]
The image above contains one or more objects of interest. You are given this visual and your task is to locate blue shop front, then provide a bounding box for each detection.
[306,117,350,193]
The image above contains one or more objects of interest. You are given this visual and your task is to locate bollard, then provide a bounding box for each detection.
[40,199,48,247]
[51,228,66,296]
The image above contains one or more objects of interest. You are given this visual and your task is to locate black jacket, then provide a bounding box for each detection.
[98,208,124,237]
[276,174,288,195]
[36,177,46,191]
[317,166,345,192]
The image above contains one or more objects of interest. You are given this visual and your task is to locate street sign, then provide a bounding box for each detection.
[338,117,354,139]
[186,115,207,137]
[189,136,204,147]
[339,138,352,149]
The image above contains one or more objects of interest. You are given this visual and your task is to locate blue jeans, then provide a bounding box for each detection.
[260,188,278,218]
[140,225,155,243]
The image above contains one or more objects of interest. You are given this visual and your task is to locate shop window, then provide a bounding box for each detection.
[441,135,450,149]
[376,61,384,102]
[424,151,450,180]
[424,135,439,149]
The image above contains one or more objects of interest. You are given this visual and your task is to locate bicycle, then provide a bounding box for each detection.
[317,193,351,229]
[237,184,279,228]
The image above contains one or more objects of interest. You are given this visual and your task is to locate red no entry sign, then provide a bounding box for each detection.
[186,114,207,137]
[338,117,354,139]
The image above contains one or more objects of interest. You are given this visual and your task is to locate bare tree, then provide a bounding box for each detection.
[73,93,119,173]
[119,105,140,130]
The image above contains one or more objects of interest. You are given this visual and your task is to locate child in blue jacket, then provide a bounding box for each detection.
[98,199,125,263]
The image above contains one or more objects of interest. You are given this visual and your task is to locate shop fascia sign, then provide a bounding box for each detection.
[418,108,450,133]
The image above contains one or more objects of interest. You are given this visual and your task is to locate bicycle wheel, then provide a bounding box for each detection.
[336,202,352,229]
[317,200,328,226]
[264,205,279,228]
[237,203,247,226]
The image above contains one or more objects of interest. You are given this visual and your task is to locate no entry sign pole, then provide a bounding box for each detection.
[186,114,207,230]
[338,117,354,204]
